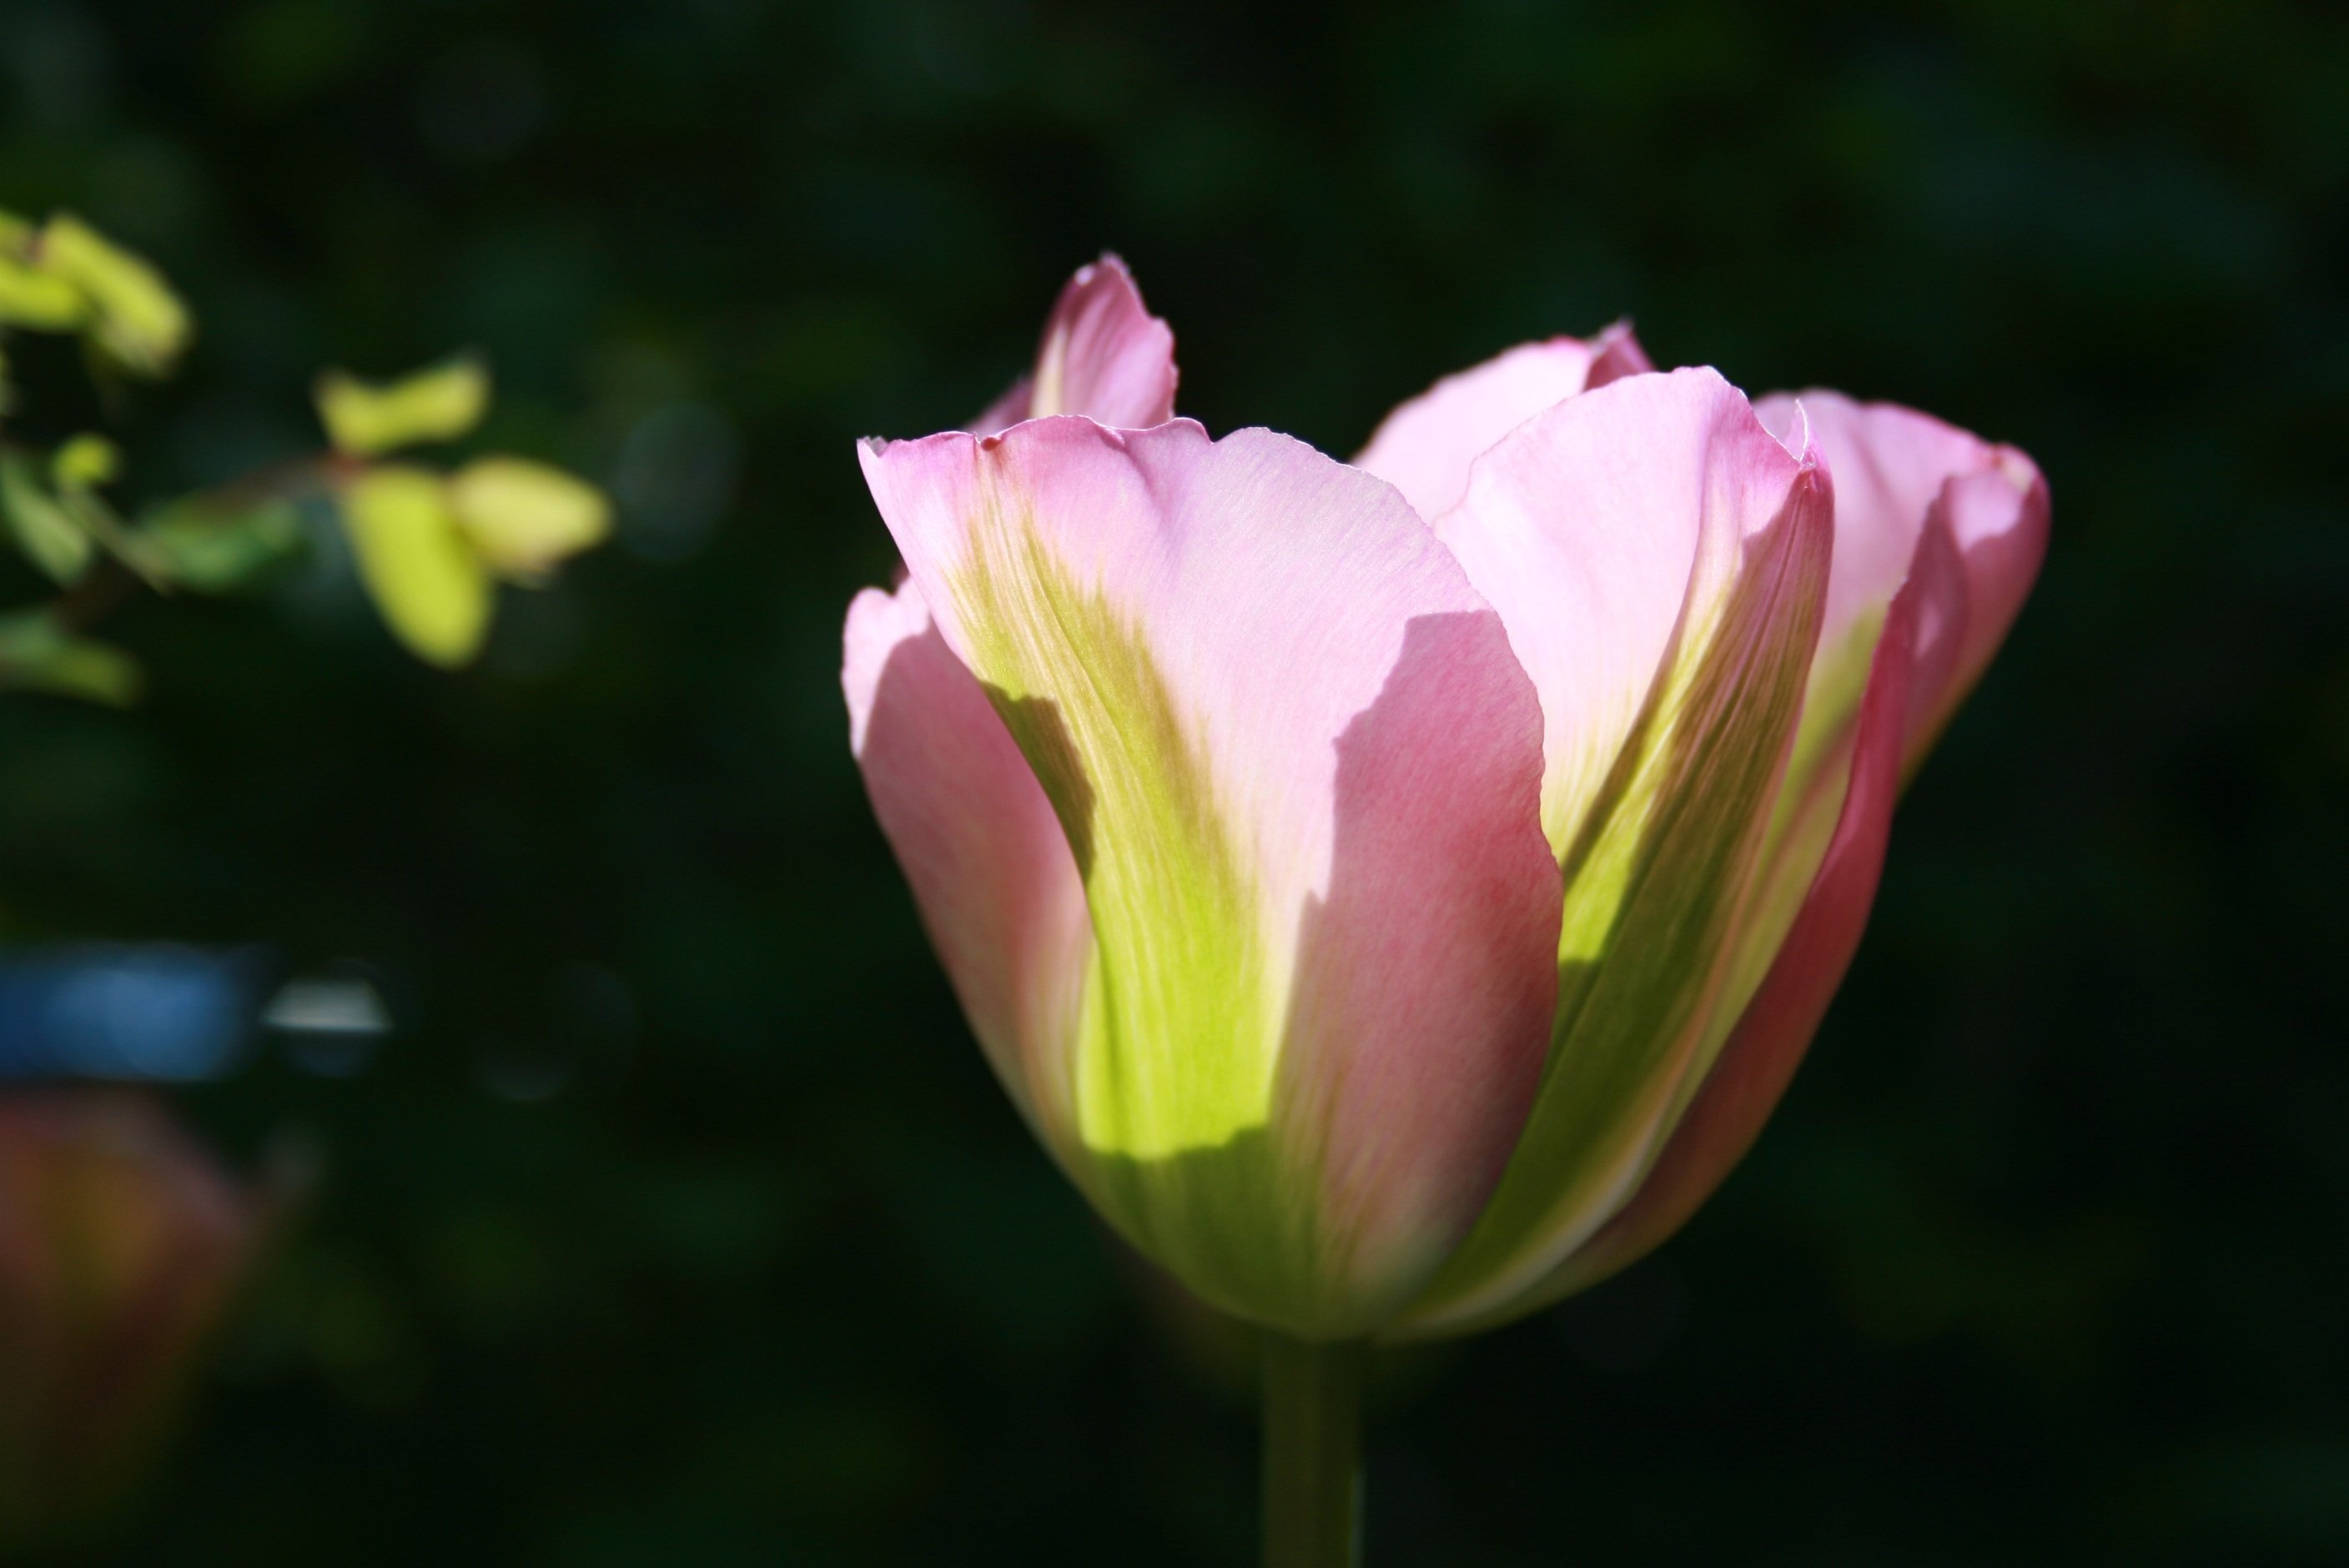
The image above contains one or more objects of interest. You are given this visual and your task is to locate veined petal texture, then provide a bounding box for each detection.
[1396,368,1833,1335]
[858,417,1559,1336]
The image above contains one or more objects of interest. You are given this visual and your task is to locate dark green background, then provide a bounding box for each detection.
[3,0,2345,1561]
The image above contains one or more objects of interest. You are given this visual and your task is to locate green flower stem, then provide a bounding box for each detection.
[1260,1332,1364,1568]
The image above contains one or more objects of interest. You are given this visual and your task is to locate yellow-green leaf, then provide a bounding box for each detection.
[35,215,191,377]
[0,611,142,706]
[0,254,88,332]
[446,455,610,580]
[0,452,94,584]
[315,355,490,458]
[53,433,122,491]
[340,465,491,667]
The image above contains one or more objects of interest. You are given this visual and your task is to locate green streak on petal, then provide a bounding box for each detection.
[1708,606,1886,1045]
[1401,512,1828,1334]
[1029,324,1071,416]
[948,512,1277,1158]
[948,505,1330,1323]
[1782,607,1886,835]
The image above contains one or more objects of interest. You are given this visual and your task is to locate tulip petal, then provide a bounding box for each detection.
[1912,454,2047,763]
[1353,323,1653,525]
[1700,400,2047,1117]
[1394,368,1832,1335]
[859,417,1557,1334]
[1755,391,2048,779]
[843,579,1093,1152]
[971,254,1179,435]
[1517,511,1950,1307]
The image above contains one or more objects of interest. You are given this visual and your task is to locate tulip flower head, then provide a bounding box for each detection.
[845,257,2045,1344]
[0,1091,269,1544]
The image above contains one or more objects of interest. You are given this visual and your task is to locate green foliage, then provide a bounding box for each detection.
[0,209,189,377]
[138,496,306,594]
[445,455,611,580]
[0,609,141,706]
[339,464,491,668]
[0,211,612,693]
[315,356,490,459]
[0,450,93,584]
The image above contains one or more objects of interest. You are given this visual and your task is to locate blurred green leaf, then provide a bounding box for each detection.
[32,215,190,378]
[339,464,491,667]
[0,254,88,334]
[316,356,490,458]
[448,455,610,581]
[52,434,122,491]
[139,495,307,593]
[0,610,142,706]
[54,485,169,589]
[0,451,94,584]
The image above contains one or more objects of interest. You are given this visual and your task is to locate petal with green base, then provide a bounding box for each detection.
[858,417,1557,1336]
[1392,369,1833,1336]
[1525,511,1948,1304]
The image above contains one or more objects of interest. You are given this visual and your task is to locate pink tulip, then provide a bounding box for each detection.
[843,257,2046,1344]
[0,1091,271,1543]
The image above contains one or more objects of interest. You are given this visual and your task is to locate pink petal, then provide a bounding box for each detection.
[1754,391,2048,767]
[968,377,1035,440]
[843,580,1093,1153]
[1529,509,1957,1299]
[1435,366,1815,863]
[970,254,1179,435]
[858,417,1557,1334]
[1914,454,2048,761]
[1584,319,1657,389]
[1353,323,1656,524]
[1392,368,1834,1335]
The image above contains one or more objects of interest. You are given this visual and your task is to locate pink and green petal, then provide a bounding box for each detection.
[843,580,1094,1157]
[1527,513,1954,1304]
[1563,409,2046,1295]
[858,417,1557,1335]
[1754,391,2048,781]
[1720,398,2047,1062]
[1352,324,1655,525]
[971,254,1179,435]
[1394,369,1833,1337]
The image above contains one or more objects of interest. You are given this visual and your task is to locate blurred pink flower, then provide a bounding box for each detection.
[0,1091,270,1542]
[844,257,2045,1340]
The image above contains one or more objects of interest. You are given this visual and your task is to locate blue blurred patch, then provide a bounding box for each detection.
[0,944,263,1083]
